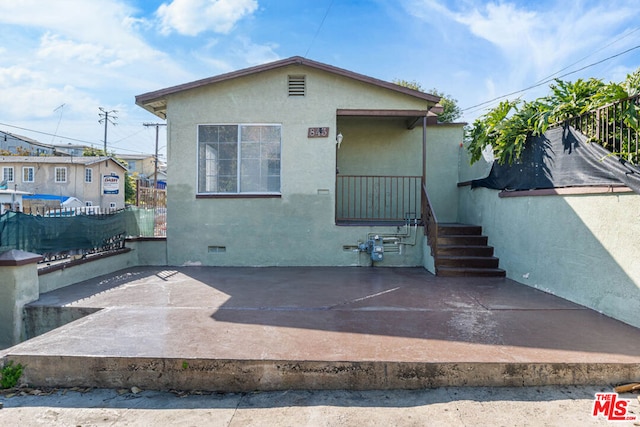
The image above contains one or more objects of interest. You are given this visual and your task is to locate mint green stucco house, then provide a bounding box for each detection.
[136,56,464,268]
[135,56,640,330]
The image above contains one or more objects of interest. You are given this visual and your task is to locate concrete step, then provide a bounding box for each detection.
[3,353,637,391]
[438,245,495,257]
[436,256,500,269]
[437,223,482,236]
[434,223,503,276]
[437,235,489,246]
[437,267,507,277]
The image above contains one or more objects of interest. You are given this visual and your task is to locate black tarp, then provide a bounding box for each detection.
[471,125,640,194]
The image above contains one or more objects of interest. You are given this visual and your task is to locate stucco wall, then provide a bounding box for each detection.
[38,250,138,294]
[425,124,465,223]
[0,263,39,348]
[336,117,422,176]
[164,65,431,266]
[128,239,168,266]
[457,186,640,328]
[37,240,168,293]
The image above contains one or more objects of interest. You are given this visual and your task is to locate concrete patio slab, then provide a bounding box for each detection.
[2,267,640,391]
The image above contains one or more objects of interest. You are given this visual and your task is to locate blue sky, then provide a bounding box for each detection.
[1,0,639,159]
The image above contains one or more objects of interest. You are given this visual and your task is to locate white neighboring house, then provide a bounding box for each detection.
[0,189,31,214]
[0,156,127,210]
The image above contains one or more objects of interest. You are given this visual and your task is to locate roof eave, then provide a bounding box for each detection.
[135,56,441,118]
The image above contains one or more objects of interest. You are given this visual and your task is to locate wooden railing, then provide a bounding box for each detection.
[136,186,167,208]
[567,94,640,164]
[336,175,421,222]
[421,181,438,259]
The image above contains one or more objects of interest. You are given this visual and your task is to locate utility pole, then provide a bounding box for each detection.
[143,123,166,188]
[98,107,118,155]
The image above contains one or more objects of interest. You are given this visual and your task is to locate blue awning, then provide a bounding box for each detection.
[22,194,71,202]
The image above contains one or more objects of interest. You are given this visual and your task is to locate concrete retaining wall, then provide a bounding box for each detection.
[0,239,168,349]
[0,251,41,349]
[38,239,167,294]
[457,186,640,329]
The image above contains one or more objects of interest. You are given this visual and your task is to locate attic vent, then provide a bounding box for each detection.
[288,75,306,96]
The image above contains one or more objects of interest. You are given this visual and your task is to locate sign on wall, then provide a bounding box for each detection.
[308,127,329,138]
[102,174,120,194]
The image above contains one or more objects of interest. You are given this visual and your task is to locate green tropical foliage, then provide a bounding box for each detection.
[125,172,137,205]
[429,88,463,123]
[393,79,462,123]
[393,79,425,92]
[466,68,640,165]
[83,147,111,157]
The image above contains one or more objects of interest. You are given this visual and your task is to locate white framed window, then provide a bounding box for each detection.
[197,124,281,194]
[85,168,92,183]
[3,167,14,182]
[55,167,67,183]
[22,167,34,182]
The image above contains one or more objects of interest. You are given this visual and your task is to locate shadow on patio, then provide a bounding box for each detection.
[177,266,640,360]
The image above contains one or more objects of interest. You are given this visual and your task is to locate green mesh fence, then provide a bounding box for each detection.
[127,206,156,236]
[0,209,143,256]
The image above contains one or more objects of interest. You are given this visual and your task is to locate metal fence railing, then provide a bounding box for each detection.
[0,205,166,264]
[22,206,119,216]
[0,210,129,263]
[336,175,421,222]
[568,94,640,164]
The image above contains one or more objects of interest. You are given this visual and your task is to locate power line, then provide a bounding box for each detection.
[531,26,640,86]
[304,0,335,58]
[0,122,98,145]
[111,127,147,144]
[463,43,640,113]
[0,121,156,156]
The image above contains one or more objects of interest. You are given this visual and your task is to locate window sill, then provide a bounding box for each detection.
[196,193,282,199]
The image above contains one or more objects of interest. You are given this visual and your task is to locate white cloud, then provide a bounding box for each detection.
[156,0,258,36]
[0,1,182,87]
[404,0,640,117]
[37,33,120,67]
[424,1,638,78]
[189,36,280,77]
[0,66,44,88]
[0,1,140,47]
[0,82,94,120]
[0,0,194,154]
[455,3,536,52]
[234,37,280,66]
